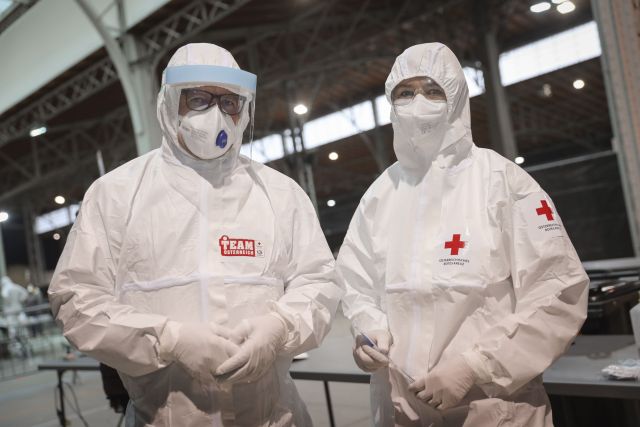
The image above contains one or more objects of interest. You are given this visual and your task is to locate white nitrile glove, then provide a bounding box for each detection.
[159,321,242,385]
[408,354,477,410]
[214,313,287,384]
[353,329,392,372]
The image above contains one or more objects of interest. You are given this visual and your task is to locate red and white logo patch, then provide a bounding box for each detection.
[535,200,554,221]
[436,231,471,268]
[521,193,563,240]
[219,235,264,257]
[444,234,466,256]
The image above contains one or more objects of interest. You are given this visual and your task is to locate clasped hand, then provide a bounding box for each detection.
[408,355,477,410]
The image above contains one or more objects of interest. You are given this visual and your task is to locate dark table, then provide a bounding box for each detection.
[40,334,640,427]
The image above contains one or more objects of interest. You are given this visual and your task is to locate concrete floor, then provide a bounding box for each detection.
[0,314,371,427]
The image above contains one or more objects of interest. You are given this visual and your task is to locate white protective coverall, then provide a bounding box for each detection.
[1,276,28,317]
[338,43,589,426]
[1,276,29,340]
[49,43,341,427]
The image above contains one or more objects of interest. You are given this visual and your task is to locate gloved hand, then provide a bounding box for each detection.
[353,329,392,372]
[159,321,242,385]
[214,313,287,384]
[408,354,477,410]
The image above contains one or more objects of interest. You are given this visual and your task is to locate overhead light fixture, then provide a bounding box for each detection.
[55,195,66,205]
[573,79,585,89]
[328,152,339,161]
[293,104,308,115]
[327,199,336,207]
[515,156,525,165]
[0,211,8,222]
[29,126,47,138]
[557,1,575,13]
[540,83,553,98]
[530,2,551,13]
[53,233,61,241]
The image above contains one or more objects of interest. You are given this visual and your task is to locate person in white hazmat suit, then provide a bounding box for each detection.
[48,43,342,427]
[1,276,28,318]
[337,43,589,426]
[1,276,29,340]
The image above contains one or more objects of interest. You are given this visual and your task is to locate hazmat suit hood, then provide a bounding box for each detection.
[386,43,473,174]
[157,43,254,177]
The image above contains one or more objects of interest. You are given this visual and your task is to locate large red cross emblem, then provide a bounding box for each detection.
[444,234,465,256]
[536,200,554,221]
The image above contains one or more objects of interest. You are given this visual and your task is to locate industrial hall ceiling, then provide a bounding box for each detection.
[0,0,612,250]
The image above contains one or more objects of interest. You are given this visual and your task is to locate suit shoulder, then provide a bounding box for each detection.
[84,149,160,206]
[474,147,541,198]
[244,157,308,195]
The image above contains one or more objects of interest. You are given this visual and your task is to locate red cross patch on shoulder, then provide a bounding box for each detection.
[535,200,554,221]
[520,193,563,239]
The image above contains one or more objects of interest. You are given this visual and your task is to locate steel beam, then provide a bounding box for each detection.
[0,0,477,206]
[22,204,45,287]
[0,0,252,147]
[474,0,518,161]
[0,108,132,204]
[0,58,117,145]
[591,0,640,257]
[0,225,6,278]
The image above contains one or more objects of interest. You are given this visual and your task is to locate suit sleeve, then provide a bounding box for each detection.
[271,187,344,355]
[48,183,173,377]
[462,172,589,395]
[336,195,389,334]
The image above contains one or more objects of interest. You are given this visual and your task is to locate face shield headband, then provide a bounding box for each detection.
[164,65,257,94]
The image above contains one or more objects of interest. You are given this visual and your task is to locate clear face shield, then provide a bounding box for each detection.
[163,64,257,160]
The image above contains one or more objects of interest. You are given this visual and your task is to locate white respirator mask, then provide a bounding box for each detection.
[177,106,242,160]
[394,95,448,165]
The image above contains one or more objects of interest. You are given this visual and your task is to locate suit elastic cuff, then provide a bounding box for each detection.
[267,302,299,349]
[268,311,289,344]
[350,313,388,338]
[462,349,493,384]
[158,320,180,362]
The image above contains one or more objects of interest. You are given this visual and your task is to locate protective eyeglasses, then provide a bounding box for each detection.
[391,77,447,107]
[182,88,246,115]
